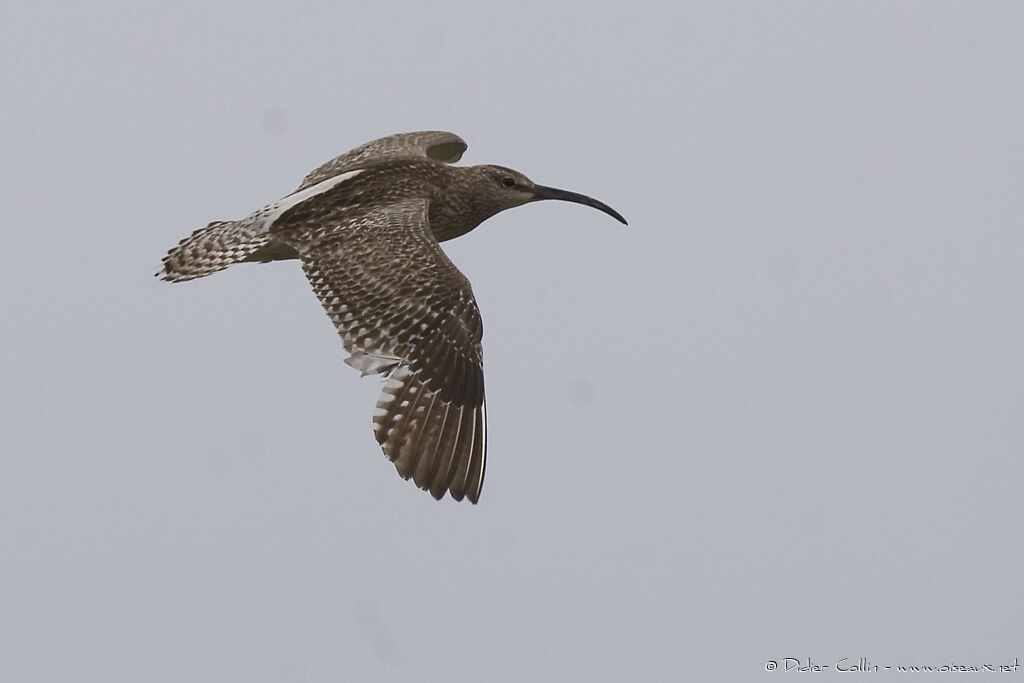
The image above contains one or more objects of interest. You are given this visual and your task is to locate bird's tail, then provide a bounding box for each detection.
[156,219,270,282]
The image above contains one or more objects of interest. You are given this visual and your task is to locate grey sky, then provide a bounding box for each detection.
[2,2,1022,681]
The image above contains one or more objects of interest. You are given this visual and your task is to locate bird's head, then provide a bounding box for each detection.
[430,164,627,241]
[473,165,627,225]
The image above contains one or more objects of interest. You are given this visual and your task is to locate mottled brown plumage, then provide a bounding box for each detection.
[157,131,625,503]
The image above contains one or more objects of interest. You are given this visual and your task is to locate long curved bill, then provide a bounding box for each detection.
[532,184,628,225]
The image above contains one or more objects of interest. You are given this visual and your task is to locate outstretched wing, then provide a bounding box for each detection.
[297,131,467,192]
[276,197,486,503]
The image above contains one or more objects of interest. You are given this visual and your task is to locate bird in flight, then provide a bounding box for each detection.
[158,131,626,503]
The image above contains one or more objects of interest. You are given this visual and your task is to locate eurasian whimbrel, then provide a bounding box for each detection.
[158,131,626,503]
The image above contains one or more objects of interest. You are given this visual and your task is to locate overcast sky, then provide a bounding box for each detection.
[3,2,1022,681]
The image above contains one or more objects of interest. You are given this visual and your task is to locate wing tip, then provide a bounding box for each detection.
[372,369,486,504]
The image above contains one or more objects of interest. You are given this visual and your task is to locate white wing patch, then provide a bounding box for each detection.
[344,349,403,377]
[250,169,365,234]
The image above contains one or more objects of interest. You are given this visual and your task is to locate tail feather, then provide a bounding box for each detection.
[157,220,269,282]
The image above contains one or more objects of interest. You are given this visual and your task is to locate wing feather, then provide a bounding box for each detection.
[278,197,486,502]
[297,131,467,191]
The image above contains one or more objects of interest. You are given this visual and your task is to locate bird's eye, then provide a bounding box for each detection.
[501,177,516,188]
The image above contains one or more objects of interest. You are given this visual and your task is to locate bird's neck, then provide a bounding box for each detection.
[428,167,502,242]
